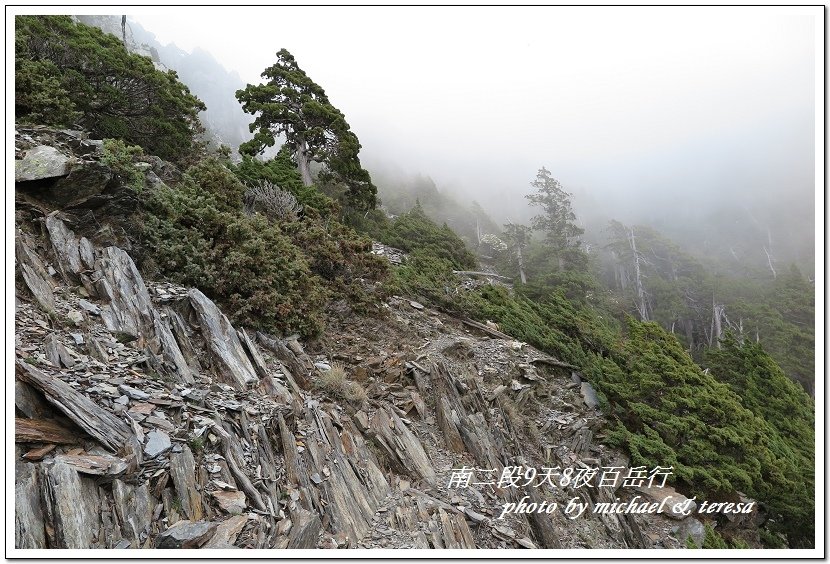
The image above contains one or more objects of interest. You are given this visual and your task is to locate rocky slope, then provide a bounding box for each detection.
[13,129,714,551]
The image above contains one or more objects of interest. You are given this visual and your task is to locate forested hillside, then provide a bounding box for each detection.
[13,14,816,552]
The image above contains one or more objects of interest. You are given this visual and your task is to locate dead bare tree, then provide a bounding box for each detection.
[629,228,650,322]
[503,221,530,285]
[763,245,777,279]
[243,181,303,222]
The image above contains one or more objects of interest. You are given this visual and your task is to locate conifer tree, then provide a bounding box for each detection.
[526,167,584,269]
[236,49,376,210]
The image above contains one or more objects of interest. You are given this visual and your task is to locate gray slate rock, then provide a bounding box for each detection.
[170,446,203,521]
[16,145,71,182]
[154,520,217,549]
[94,246,155,340]
[112,480,155,543]
[46,214,84,283]
[78,237,96,270]
[188,289,257,390]
[41,462,101,548]
[144,430,172,458]
[17,230,56,313]
[15,459,46,548]
[77,299,100,315]
[580,381,600,409]
[674,517,705,547]
[118,384,149,400]
[286,509,322,549]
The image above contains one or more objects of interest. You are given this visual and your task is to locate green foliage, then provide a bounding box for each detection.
[377,203,477,270]
[724,265,815,393]
[139,158,328,337]
[137,156,386,337]
[466,285,618,366]
[344,208,392,238]
[14,58,77,125]
[101,139,145,192]
[696,524,749,549]
[595,320,813,547]
[705,335,814,546]
[231,148,336,215]
[280,216,389,311]
[387,250,463,309]
[236,48,376,210]
[759,527,788,549]
[15,15,205,162]
[701,524,729,549]
[601,220,815,395]
[706,335,814,451]
[188,436,205,454]
[526,167,585,264]
[520,246,602,304]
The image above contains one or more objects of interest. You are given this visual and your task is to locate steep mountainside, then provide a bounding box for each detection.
[75,15,251,152]
[13,127,754,551]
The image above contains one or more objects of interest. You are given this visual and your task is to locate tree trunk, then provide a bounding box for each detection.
[516,245,527,285]
[295,137,313,187]
[685,319,695,352]
[612,252,628,291]
[712,304,724,348]
[629,228,649,321]
[763,246,777,279]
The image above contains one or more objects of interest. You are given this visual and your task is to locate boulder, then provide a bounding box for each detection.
[94,246,155,339]
[46,214,84,283]
[41,462,101,548]
[15,460,46,549]
[15,145,71,182]
[170,446,203,520]
[48,161,114,207]
[154,520,217,549]
[674,517,705,547]
[144,430,172,458]
[203,515,248,548]
[211,490,246,515]
[580,381,600,409]
[112,480,156,543]
[188,289,257,390]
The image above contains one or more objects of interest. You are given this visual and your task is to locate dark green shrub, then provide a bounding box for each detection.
[140,158,327,337]
[387,249,462,308]
[377,202,477,270]
[597,321,813,547]
[101,139,145,192]
[14,58,77,125]
[231,149,337,215]
[16,15,205,162]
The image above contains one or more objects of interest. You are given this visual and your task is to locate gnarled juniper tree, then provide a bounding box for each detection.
[236,48,376,211]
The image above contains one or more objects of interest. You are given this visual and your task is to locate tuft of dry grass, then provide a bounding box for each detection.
[317,363,367,404]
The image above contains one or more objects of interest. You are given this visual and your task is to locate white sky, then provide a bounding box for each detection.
[3,7,824,557]
[128,6,818,223]
[7,5,819,227]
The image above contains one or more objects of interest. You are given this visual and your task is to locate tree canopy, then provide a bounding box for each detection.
[526,167,584,252]
[15,15,205,162]
[236,48,376,210]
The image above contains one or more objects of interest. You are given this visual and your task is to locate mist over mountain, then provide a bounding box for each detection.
[123,9,815,277]
[13,10,819,552]
[78,15,252,152]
